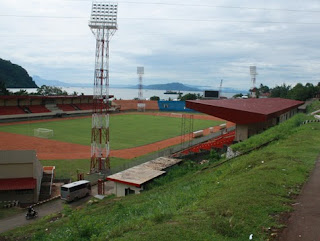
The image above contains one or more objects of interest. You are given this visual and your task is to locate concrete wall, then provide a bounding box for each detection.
[55,99,63,104]
[279,109,297,123]
[73,99,81,104]
[33,157,43,199]
[0,190,35,204]
[235,125,248,141]
[31,99,42,105]
[113,182,143,197]
[19,99,29,106]
[0,163,33,178]
[236,108,299,141]
[6,100,17,107]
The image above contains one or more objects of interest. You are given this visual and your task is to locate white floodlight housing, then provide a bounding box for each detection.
[250,66,257,76]
[137,66,144,75]
[89,1,118,29]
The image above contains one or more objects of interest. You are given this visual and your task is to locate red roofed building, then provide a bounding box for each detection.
[186,98,303,141]
[0,150,43,204]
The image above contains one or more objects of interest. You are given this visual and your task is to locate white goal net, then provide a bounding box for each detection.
[34,128,54,139]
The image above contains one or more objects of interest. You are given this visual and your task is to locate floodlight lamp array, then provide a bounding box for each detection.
[89,1,118,29]
[137,66,144,75]
[250,66,257,76]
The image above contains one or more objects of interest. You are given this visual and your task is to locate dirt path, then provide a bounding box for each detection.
[278,155,320,241]
[0,113,234,160]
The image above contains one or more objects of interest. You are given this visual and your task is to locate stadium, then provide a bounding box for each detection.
[0,95,234,183]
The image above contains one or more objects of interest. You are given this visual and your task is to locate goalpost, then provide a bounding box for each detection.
[34,128,54,139]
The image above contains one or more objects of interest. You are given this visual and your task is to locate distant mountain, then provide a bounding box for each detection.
[221,87,248,93]
[130,82,201,91]
[32,76,92,87]
[0,58,38,88]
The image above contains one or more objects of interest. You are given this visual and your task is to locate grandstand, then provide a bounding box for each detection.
[27,105,51,113]
[113,100,158,111]
[56,104,77,111]
[0,106,25,115]
[0,96,160,122]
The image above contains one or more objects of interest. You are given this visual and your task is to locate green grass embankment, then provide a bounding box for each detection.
[306,99,320,114]
[0,115,222,149]
[2,114,320,240]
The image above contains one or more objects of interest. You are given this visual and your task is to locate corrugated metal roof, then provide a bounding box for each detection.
[0,178,36,191]
[186,98,304,124]
[107,157,182,187]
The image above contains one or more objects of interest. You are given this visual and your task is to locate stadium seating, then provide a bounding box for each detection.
[27,105,51,113]
[0,106,26,115]
[112,100,159,111]
[57,104,77,111]
[75,103,94,110]
[178,130,236,156]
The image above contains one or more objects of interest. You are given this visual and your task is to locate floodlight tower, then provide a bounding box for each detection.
[250,66,258,98]
[88,1,118,173]
[137,66,145,111]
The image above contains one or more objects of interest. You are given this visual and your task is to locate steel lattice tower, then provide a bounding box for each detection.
[88,1,118,173]
[137,67,145,111]
[250,66,258,98]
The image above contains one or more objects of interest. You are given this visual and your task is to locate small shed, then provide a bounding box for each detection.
[107,157,182,197]
[0,150,43,204]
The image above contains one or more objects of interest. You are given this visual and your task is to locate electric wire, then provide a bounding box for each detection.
[0,14,319,25]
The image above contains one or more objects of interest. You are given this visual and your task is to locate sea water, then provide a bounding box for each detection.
[8,87,237,100]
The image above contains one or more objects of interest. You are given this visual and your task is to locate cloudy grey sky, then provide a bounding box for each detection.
[1,0,320,90]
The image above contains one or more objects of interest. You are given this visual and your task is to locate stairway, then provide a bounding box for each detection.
[39,173,53,201]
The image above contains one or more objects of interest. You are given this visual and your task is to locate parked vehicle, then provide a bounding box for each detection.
[60,180,91,202]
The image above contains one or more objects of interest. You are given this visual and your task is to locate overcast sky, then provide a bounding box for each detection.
[1,0,320,90]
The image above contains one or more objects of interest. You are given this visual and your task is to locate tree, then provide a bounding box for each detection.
[288,83,309,101]
[258,83,270,94]
[36,85,68,96]
[13,89,29,96]
[270,84,291,98]
[179,93,199,101]
[0,80,10,95]
[288,83,319,101]
[233,93,243,98]
[150,96,160,101]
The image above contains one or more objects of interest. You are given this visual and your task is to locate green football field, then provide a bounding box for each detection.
[0,114,224,150]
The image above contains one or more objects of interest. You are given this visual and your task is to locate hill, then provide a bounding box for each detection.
[1,114,320,240]
[32,76,92,87]
[0,58,37,88]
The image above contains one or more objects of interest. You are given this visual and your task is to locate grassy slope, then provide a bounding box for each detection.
[2,114,320,241]
[306,99,320,113]
[0,115,222,150]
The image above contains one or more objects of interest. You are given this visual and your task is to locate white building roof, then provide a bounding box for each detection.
[107,157,182,187]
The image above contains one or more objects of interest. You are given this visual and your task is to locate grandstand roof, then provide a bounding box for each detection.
[0,177,36,190]
[186,98,304,124]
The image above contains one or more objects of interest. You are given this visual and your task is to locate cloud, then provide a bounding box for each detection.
[0,0,320,90]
